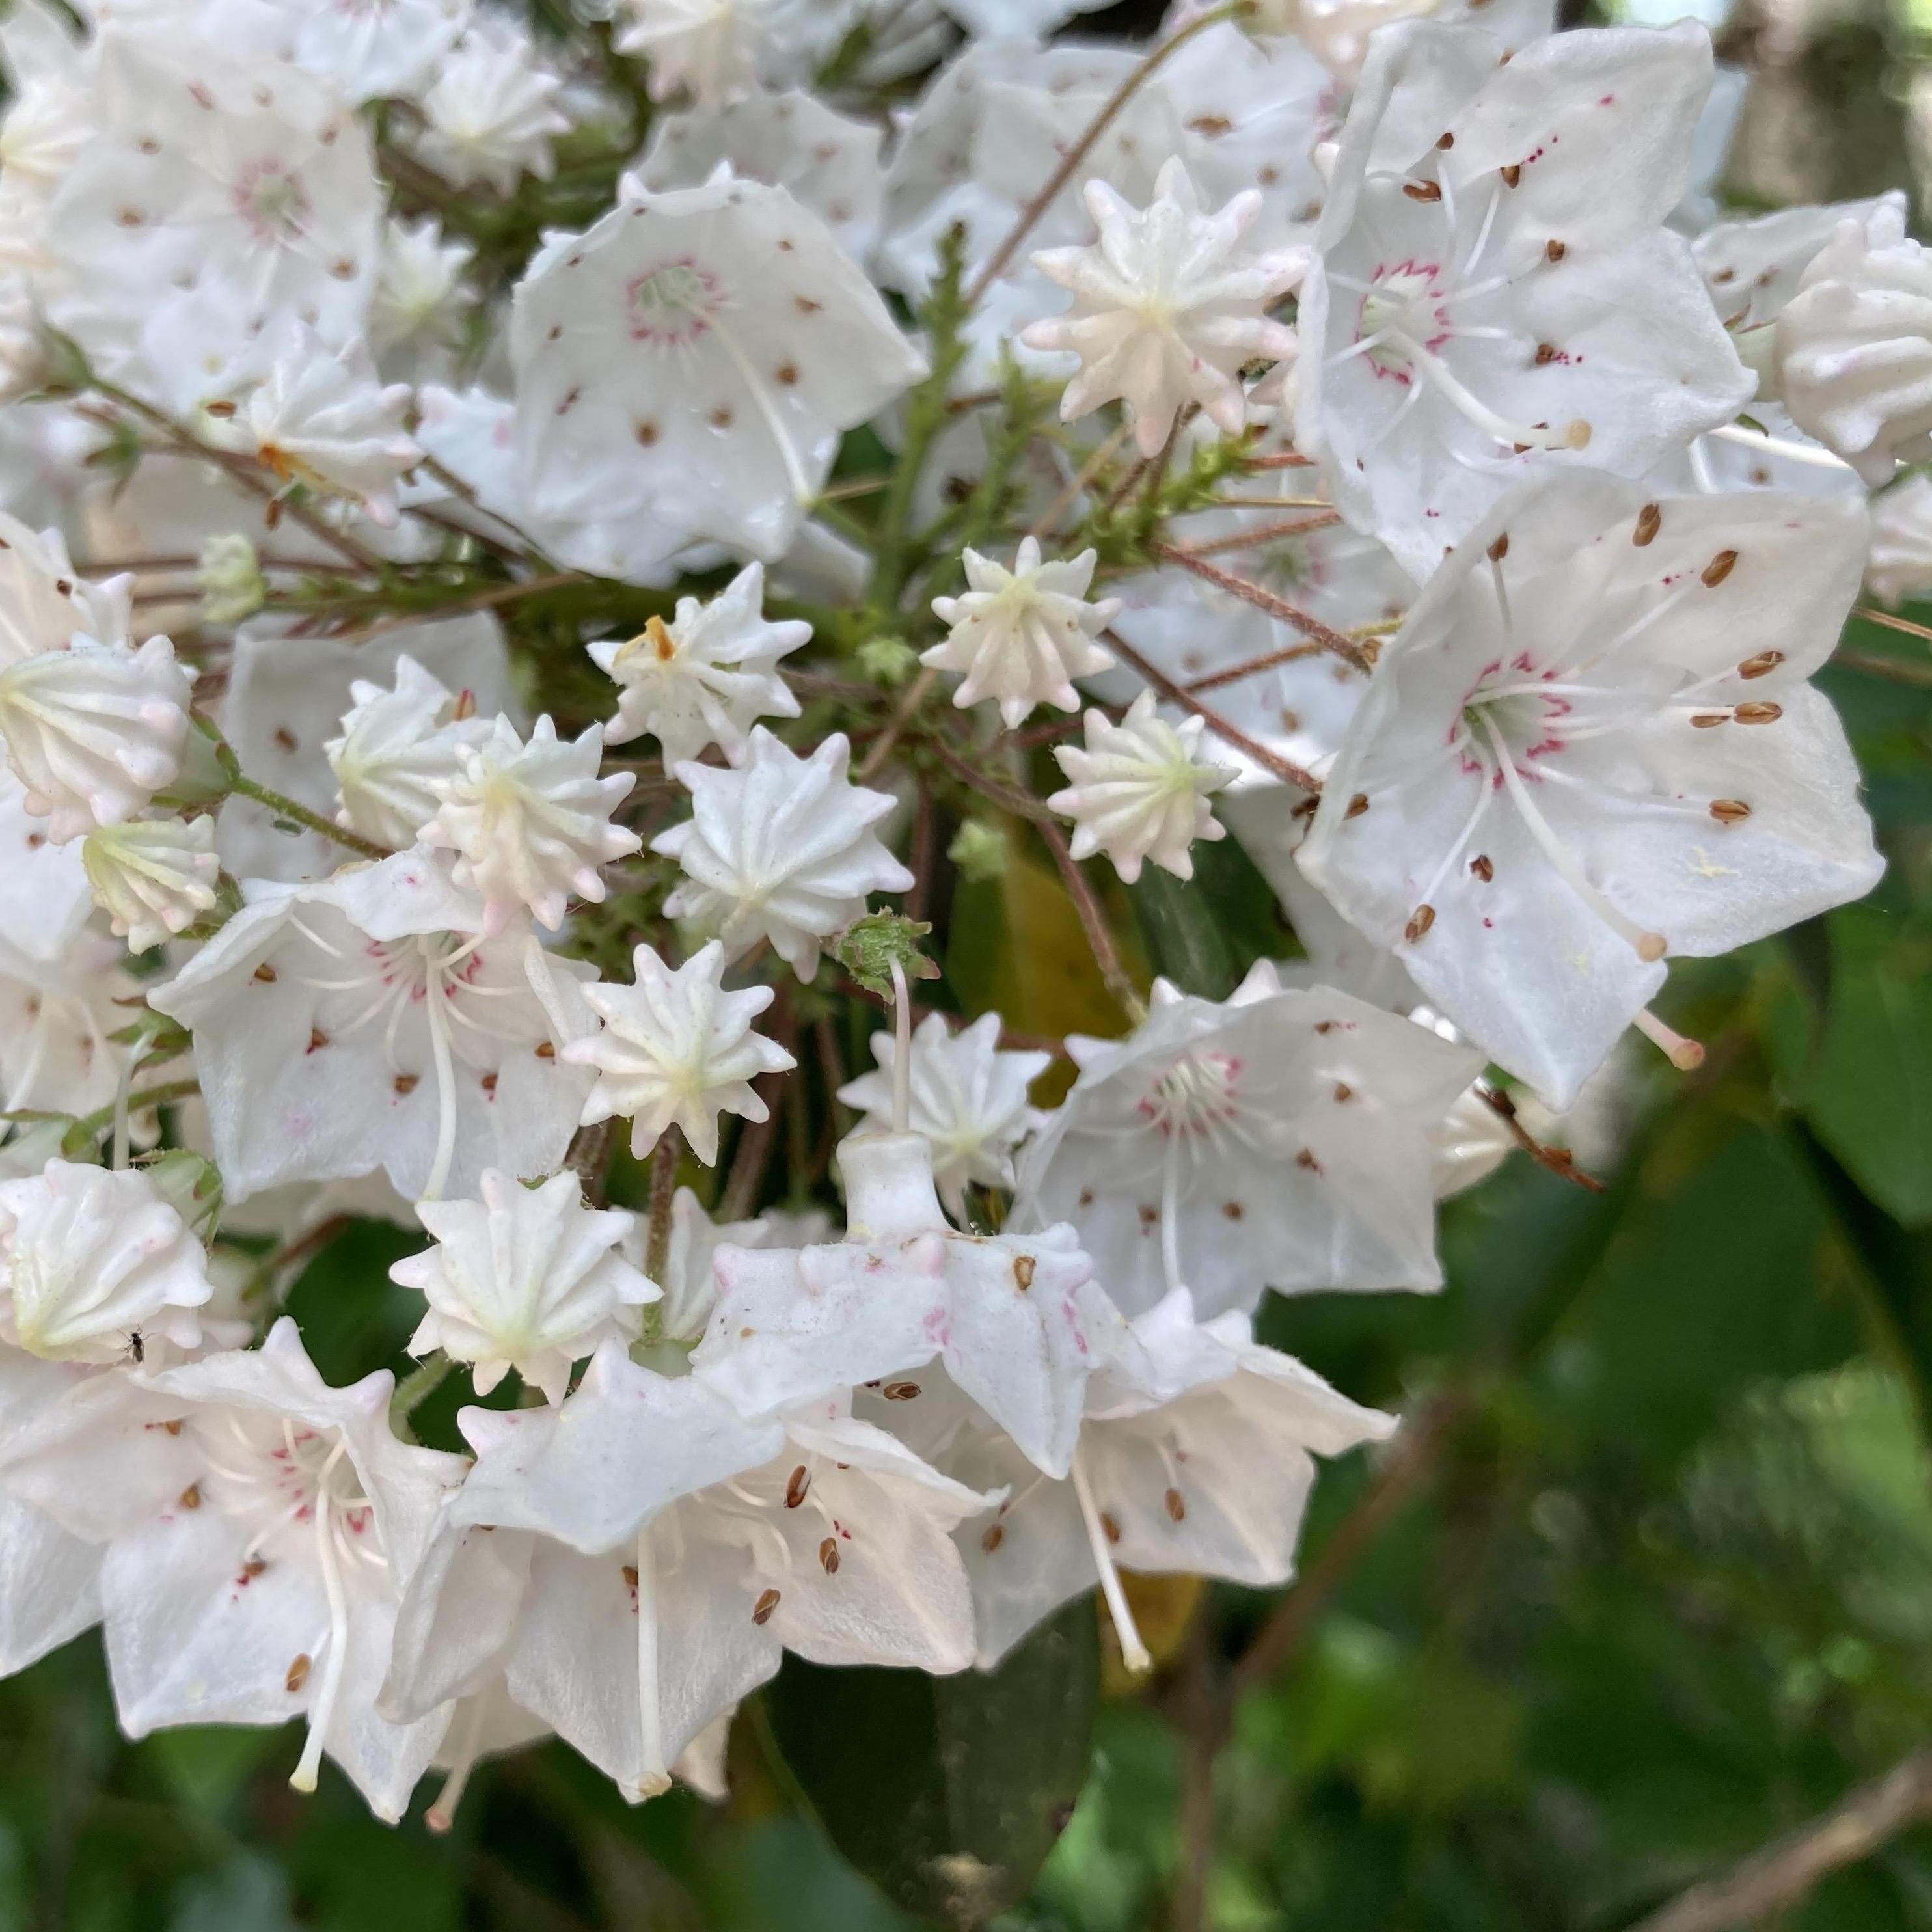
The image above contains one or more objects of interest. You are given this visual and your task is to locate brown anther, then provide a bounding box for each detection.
[1709,798,1752,824]
[1402,179,1443,202]
[1545,238,1566,262]
[243,1558,267,1579]
[1488,532,1510,561]
[1501,163,1522,187]
[178,1483,201,1510]
[785,1465,810,1509]
[286,1654,312,1691]
[1223,1201,1244,1221]
[1739,649,1784,679]
[1471,854,1494,881]
[1633,502,1661,546]
[1296,1148,1322,1173]
[1437,131,1455,148]
[981,1523,1004,1554]
[163,1419,182,1435]
[709,405,735,429]
[1100,1512,1122,1545]
[635,421,660,446]
[882,1381,921,1401]
[1345,792,1370,819]
[392,1073,419,1096]
[622,1564,638,1588]
[1165,1488,1186,1523]
[644,614,677,663]
[1405,904,1436,943]
[481,1072,498,1096]
[253,963,277,983]
[1333,1082,1354,1102]
[819,1538,840,1574]
[776,362,799,387]
[308,1028,329,1052]
[752,1588,781,1625]
[1534,342,1559,366]
[1734,701,1782,724]
[1690,713,1729,728]
[1701,549,1738,588]
[205,400,238,420]
[452,688,477,722]
[535,1041,556,1059]
[1013,1255,1035,1292]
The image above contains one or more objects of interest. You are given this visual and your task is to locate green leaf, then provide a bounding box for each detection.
[1805,904,1932,1225]
[764,1599,1100,1927]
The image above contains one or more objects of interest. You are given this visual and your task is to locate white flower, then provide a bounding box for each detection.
[0,510,131,660]
[562,938,795,1165]
[149,852,601,1204]
[637,90,884,258]
[422,714,641,934]
[44,34,381,377]
[0,1160,213,1364]
[696,1130,1123,1477]
[0,633,195,843]
[323,654,489,850]
[5,1319,468,1818]
[1022,158,1305,458]
[195,533,266,628]
[946,1285,1395,1669]
[1014,968,1478,1318]
[416,16,570,195]
[0,1,91,197]
[1049,691,1236,884]
[0,927,142,1123]
[81,815,219,953]
[836,1012,1048,1213]
[211,332,422,529]
[1298,474,1882,1108]
[510,170,927,563]
[653,728,914,979]
[924,538,1121,729]
[269,0,472,106]
[381,1340,991,1803]
[1868,475,1932,607]
[614,0,847,104]
[393,1169,660,1402]
[371,216,476,360]
[1776,200,1932,486]
[587,562,808,769]
[1295,21,1752,580]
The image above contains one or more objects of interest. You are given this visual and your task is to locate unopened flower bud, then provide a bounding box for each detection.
[81,814,220,953]
[946,818,1009,885]
[195,533,266,627]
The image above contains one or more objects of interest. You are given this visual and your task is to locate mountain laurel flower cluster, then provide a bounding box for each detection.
[0,0,1905,1842]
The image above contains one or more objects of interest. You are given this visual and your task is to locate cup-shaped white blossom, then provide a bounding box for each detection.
[80,813,219,953]
[587,562,808,769]
[423,714,641,934]
[393,1169,660,1402]
[510,171,927,562]
[652,728,914,979]
[925,538,1121,728]
[0,634,195,843]
[325,653,492,850]
[1022,157,1305,457]
[563,939,795,1164]
[416,16,570,194]
[1295,21,1752,578]
[1048,690,1235,884]
[836,1012,1049,1212]
[1297,474,1883,1108]
[0,1160,213,1363]
[1776,200,1932,485]
[1868,474,1932,607]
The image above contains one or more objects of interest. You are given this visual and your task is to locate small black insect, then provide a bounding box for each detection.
[127,1330,144,1365]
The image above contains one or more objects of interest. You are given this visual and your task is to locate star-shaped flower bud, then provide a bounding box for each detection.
[325,653,492,850]
[5,1318,468,1819]
[925,538,1121,729]
[947,1285,1396,1670]
[562,939,796,1165]
[587,562,808,770]
[211,331,422,528]
[0,1159,213,1364]
[81,814,219,953]
[372,215,476,361]
[511,170,927,562]
[1014,968,1478,1318]
[150,852,602,1205]
[1776,199,1932,485]
[836,1012,1049,1214]
[1868,474,1932,607]
[696,1130,1122,1477]
[423,714,641,934]
[393,1169,660,1402]
[381,1342,993,1804]
[0,632,195,843]
[1022,157,1305,457]
[1298,474,1883,1108]
[416,15,571,194]
[1048,690,1236,884]
[652,728,913,980]
[614,0,836,106]
[1296,21,1752,578]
